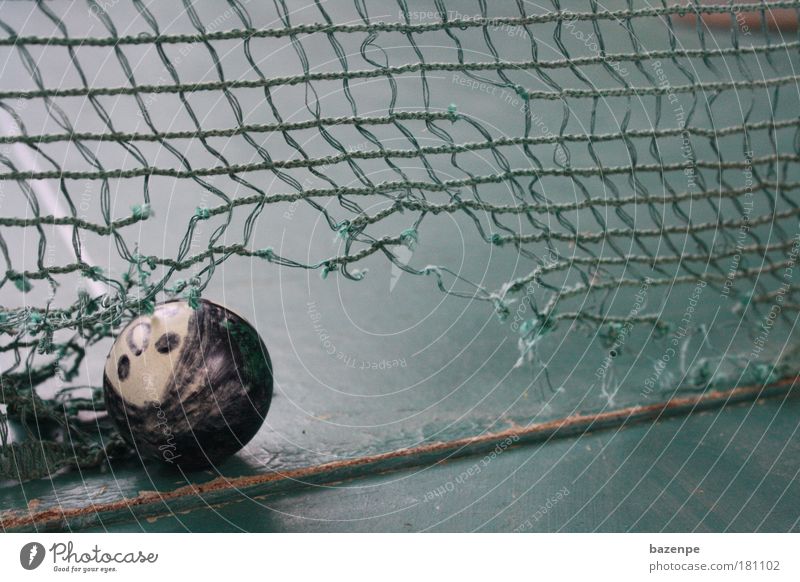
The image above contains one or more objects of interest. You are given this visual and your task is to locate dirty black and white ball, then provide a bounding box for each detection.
[103,299,273,469]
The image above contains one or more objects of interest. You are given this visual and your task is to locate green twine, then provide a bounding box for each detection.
[400,228,418,249]
[131,203,153,220]
[185,285,201,310]
[13,276,32,293]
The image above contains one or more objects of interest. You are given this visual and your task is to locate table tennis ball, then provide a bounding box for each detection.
[103,299,273,469]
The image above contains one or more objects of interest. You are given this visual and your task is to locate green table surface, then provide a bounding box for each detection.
[2,0,800,532]
[84,389,800,533]
[2,380,798,532]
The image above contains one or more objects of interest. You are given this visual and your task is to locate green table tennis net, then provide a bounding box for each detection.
[2,0,800,479]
